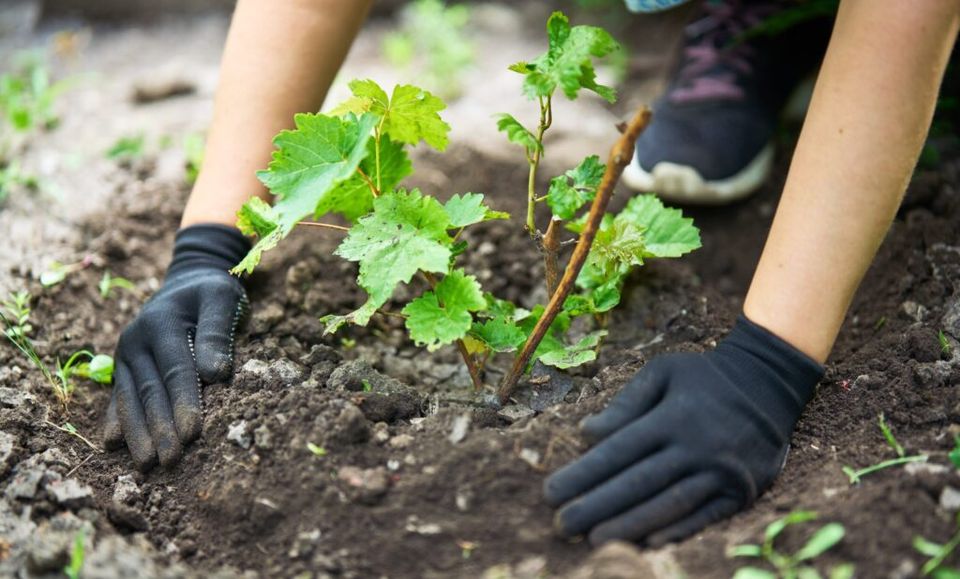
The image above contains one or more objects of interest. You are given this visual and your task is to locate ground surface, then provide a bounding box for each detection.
[2,2,960,579]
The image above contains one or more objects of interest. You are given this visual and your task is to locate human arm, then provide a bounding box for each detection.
[545,0,960,545]
[105,0,372,471]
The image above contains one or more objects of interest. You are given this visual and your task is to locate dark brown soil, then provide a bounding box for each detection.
[4,133,960,578]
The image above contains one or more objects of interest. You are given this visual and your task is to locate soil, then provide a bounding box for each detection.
[4,3,960,579]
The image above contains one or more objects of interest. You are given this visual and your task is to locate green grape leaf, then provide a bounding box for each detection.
[319,135,412,221]
[469,316,527,353]
[444,192,507,228]
[402,269,487,350]
[618,194,702,258]
[496,114,542,157]
[236,197,279,237]
[513,11,620,102]
[331,79,450,150]
[327,189,454,330]
[547,155,605,219]
[232,112,378,274]
[538,330,607,369]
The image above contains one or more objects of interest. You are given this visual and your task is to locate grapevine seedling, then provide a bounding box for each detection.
[382,0,475,99]
[231,12,699,397]
[63,531,86,579]
[99,271,138,299]
[728,510,853,579]
[842,412,927,484]
[915,512,960,577]
[1,291,114,413]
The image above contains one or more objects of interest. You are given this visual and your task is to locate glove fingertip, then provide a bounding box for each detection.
[174,405,203,445]
[103,396,125,450]
[196,349,234,384]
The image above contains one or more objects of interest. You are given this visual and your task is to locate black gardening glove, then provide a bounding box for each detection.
[104,224,250,471]
[544,315,823,546]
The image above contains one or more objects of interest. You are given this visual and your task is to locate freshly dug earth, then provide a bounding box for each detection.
[3,142,960,578]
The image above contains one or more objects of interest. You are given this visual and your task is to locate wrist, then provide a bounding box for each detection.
[167,224,251,279]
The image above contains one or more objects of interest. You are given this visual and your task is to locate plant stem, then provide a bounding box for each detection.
[497,107,652,404]
[525,95,552,235]
[420,272,485,390]
[923,525,960,574]
[543,217,562,297]
[298,221,351,232]
[842,454,928,484]
[357,167,379,197]
[43,420,101,453]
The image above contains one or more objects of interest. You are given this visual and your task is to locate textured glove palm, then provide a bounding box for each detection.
[104,224,250,472]
[544,315,823,546]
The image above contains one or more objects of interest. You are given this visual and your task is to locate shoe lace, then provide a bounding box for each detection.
[668,0,777,104]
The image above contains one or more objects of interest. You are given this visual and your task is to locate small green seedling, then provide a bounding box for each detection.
[940,330,952,355]
[874,316,887,330]
[949,435,960,470]
[842,412,928,484]
[307,443,327,457]
[99,271,137,299]
[1,291,113,413]
[63,531,85,579]
[729,510,853,579]
[39,255,95,288]
[0,160,39,203]
[183,133,205,184]
[230,12,699,398]
[382,0,475,99]
[0,53,69,135]
[43,420,101,452]
[915,512,960,577]
[105,134,145,161]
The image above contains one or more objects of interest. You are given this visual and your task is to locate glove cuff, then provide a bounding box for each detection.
[166,224,251,279]
[715,314,825,424]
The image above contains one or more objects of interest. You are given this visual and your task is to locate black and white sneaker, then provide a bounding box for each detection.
[623,0,832,204]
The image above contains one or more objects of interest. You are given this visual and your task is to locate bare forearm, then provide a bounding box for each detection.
[744,0,958,362]
[182,0,372,227]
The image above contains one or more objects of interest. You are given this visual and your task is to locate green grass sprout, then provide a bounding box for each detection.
[729,510,853,579]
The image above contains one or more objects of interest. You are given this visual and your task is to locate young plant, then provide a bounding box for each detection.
[940,330,952,356]
[230,12,699,397]
[382,0,475,99]
[1,291,114,413]
[99,271,138,299]
[949,435,960,470]
[0,160,39,204]
[729,510,854,579]
[39,255,95,288]
[63,531,86,579]
[183,133,205,184]
[915,512,960,578]
[841,412,927,484]
[105,134,146,161]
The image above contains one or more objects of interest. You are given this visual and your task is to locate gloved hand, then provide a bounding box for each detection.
[104,224,250,471]
[544,315,823,546]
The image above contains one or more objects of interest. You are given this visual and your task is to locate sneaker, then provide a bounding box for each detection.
[623,0,833,204]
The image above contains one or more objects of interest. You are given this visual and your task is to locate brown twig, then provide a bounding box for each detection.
[543,217,562,297]
[420,272,485,391]
[497,106,653,404]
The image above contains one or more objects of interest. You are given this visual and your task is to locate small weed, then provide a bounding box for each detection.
[949,436,960,470]
[361,380,373,392]
[307,443,327,457]
[99,271,137,299]
[382,0,475,99]
[729,510,852,579]
[915,513,960,577]
[39,255,94,288]
[940,330,952,355]
[43,420,101,453]
[183,133,205,184]
[1,291,113,413]
[842,412,927,484]
[0,161,39,204]
[874,316,887,330]
[0,52,68,135]
[105,134,145,161]
[63,531,85,579]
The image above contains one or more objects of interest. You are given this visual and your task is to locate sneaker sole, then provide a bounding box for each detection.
[622,142,775,205]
